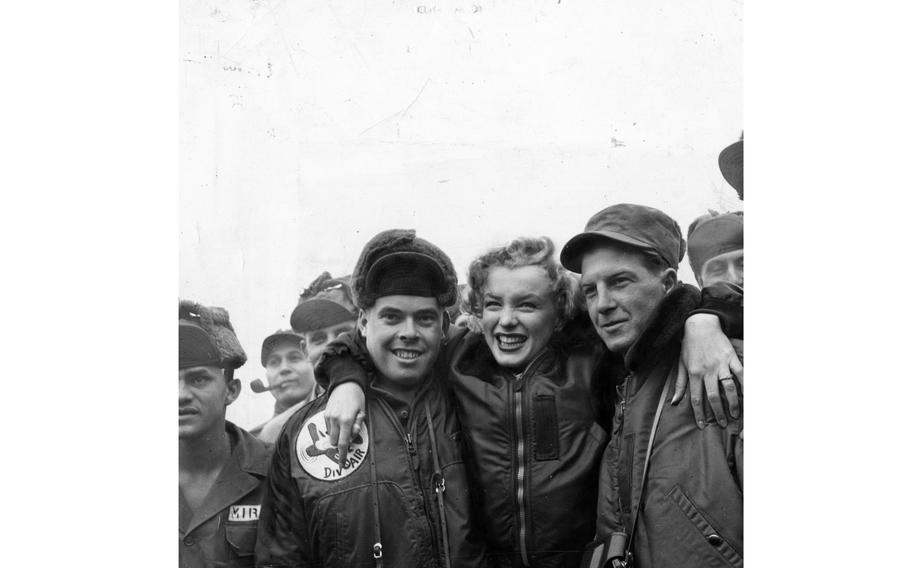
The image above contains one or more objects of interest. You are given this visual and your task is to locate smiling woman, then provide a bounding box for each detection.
[465,236,581,371]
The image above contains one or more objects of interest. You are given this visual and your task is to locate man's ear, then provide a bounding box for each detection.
[357,309,368,336]
[661,267,678,292]
[225,377,241,406]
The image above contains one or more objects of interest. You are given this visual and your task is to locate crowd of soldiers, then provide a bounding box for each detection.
[178,138,744,568]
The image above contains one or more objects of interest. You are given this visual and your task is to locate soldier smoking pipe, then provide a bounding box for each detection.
[250,379,279,393]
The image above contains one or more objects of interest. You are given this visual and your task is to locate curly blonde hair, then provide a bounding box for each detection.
[463,236,583,327]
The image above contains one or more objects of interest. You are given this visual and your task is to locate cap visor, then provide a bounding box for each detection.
[290,299,356,333]
[560,231,658,273]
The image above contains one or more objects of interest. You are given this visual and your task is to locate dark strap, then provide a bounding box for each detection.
[367,412,383,568]
[625,374,673,562]
[424,402,451,568]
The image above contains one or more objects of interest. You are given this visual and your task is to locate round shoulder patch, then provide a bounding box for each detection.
[295,410,370,481]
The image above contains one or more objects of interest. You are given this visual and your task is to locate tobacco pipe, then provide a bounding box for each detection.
[250,379,278,393]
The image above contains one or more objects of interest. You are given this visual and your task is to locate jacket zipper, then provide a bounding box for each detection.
[514,385,529,566]
[376,398,440,558]
[512,352,548,567]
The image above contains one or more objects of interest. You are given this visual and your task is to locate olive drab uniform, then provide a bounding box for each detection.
[179,422,272,568]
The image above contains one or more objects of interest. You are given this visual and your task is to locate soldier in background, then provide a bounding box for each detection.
[687,211,743,290]
[719,133,744,200]
[290,272,357,365]
[251,330,318,443]
[179,300,270,568]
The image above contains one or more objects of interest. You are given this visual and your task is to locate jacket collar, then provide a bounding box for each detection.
[452,330,559,389]
[180,422,271,535]
[623,284,701,375]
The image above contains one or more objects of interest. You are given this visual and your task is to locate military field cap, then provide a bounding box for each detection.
[719,135,744,199]
[686,211,744,277]
[560,203,686,273]
[352,229,458,309]
[179,300,247,370]
[290,273,357,333]
[260,330,306,366]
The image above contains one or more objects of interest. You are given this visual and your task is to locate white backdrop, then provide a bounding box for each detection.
[179,0,743,429]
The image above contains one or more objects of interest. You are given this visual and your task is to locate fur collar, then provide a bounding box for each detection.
[624,284,701,374]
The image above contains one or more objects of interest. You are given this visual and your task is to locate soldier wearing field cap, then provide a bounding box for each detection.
[179,300,270,568]
[561,204,743,568]
[291,272,358,366]
[256,229,487,568]
[250,329,317,443]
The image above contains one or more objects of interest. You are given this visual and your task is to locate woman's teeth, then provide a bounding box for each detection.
[497,335,527,350]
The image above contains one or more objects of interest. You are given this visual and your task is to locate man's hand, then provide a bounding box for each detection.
[324,382,366,463]
[671,313,743,428]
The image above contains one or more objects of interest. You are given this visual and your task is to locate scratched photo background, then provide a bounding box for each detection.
[179,0,743,429]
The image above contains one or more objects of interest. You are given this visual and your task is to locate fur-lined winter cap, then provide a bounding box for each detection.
[179,300,247,370]
[352,229,458,309]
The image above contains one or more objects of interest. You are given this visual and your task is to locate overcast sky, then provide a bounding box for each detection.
[180,0,743,429]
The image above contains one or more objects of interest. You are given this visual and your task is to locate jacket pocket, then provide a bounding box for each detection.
[532,394,559,461]
[224,522,257,558]
[667,485,743,568]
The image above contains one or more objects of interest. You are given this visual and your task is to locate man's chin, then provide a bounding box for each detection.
[382,366,428,387]
[599,332,631,354]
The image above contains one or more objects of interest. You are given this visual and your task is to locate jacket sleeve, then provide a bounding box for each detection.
[313,330,372,394]
[689,283,744,339]
[255,427,313,568]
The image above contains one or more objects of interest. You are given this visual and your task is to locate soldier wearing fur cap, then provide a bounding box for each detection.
[256,229,487,568]
[179,300,271,568]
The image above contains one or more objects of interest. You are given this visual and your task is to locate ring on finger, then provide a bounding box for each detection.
[719,375,735,383]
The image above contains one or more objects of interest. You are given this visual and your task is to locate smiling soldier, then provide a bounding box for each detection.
[560,204,743,568]
[179,300,271,568]
[255,229,487,568]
